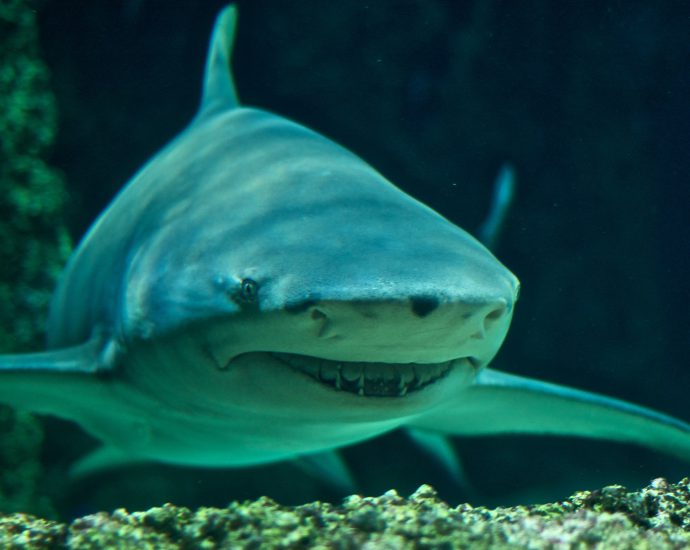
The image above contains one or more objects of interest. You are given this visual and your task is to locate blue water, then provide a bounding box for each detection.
[18,0,690,517]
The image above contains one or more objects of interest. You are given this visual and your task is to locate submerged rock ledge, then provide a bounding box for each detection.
[3,478,690,549]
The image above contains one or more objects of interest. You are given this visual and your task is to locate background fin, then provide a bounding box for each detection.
[477,163,515,248]
[409,367,690,461]
[196,4,239,120]
[406,428,472,490]
[293,450,357,494]
[70,446,148,479]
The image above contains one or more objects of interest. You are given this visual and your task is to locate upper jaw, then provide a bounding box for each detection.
[270,352,476,397]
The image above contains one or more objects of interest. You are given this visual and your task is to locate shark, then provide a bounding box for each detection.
[1,5,689,479]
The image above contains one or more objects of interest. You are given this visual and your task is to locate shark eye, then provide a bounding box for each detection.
[239,278,258,303]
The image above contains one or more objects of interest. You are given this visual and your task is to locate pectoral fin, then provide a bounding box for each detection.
[410,367,690,460]
[0,335,120,423]
[0,337,105,375]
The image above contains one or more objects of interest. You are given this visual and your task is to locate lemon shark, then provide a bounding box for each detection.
[1,6,689,477]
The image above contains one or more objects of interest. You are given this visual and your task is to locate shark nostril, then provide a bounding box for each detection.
[483,304,507,331]
[410,296,439,318]
[486,306,505,321]
[470,304,507,340]
[311,308,327,321]
[310,308,334,338]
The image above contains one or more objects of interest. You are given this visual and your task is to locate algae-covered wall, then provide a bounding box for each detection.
[0,0,70,518]
[0,0,70,352]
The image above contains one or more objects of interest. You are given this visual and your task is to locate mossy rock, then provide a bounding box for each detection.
[0,0,71,353]
[3,479,690,548]
[0,0,68,520]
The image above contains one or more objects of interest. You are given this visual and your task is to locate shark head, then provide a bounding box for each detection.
[119,107,519,427]
[106,8,519,431]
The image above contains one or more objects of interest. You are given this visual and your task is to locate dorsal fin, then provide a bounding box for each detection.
[196,4,240,121]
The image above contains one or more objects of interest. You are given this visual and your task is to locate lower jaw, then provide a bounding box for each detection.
[271,353,471,397]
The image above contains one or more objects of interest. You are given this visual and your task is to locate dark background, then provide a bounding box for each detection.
[33,0,689,516]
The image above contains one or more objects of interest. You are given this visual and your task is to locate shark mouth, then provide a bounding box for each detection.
[271,353,456,397]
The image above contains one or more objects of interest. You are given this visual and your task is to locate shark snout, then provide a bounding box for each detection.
[410,294,511,339]
[472,300,510,340]
[286,293,514,365]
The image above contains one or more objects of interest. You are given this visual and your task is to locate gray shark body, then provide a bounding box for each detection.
[1,6,689,475]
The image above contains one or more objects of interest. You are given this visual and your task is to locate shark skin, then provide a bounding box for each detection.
[1,5,690,476]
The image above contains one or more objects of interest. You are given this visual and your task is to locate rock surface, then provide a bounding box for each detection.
[2,479,690,549]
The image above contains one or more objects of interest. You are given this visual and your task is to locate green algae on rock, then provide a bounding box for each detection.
[3,479,690,548]
[0,0,71,353]
[0,406,54,518]
[0,0,69,520]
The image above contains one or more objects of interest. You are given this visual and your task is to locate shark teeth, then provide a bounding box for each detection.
[271,353,454,397]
